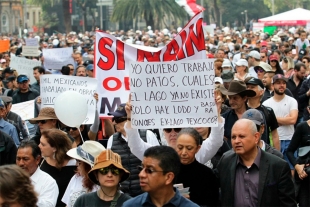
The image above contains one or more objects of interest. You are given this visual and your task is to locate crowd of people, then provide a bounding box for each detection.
[0,24,310,207]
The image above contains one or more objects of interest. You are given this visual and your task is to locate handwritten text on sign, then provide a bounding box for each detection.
[40,75,98,124]
[43,47,75,70]
[129,59,218,128]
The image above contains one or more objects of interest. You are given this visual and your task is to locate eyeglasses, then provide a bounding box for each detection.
[163,128,182,133]
[137,166,165,174]
[256,68,265,73]
[112,117,127,124]
[98,167,120,176]
[36,120,48,124]
[66,127,78,131]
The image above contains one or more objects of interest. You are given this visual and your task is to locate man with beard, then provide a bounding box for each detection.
[263,74,298,176]
[286,63,307,124]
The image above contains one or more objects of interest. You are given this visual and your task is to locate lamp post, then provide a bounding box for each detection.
[96,0,104,29]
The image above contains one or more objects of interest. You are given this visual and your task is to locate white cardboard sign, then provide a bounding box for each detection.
[43,47,75,70]
[10,56,41,83]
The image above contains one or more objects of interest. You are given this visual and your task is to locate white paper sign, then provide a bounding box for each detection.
[203,25,214,36]
[10,56,41,83]
[40,75,98,124]
[25,38,38,46]
[129,59,218,129]
[253,23,265,33]
[43,47,75,70]
[22,46,40,57]
[11,100,35,120]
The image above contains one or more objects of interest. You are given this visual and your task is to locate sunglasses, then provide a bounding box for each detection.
[98,167,120,176]
[256,68,265,73]
[163,128,182,133]
[36,120,48,124]
[112,117,127,124]
[137,165,165,174]
[66,127,78,131]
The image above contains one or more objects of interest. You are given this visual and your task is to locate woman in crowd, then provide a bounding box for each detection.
[62,141,105,207]
[268,54,284,75]
[234,59,251,81]
[74,149,131,206]
[0,165,38,207]
[39,128,76,207]
[176,128,219,206]
[287,109,310,207]
[282,57,295,78]
[4,75,18,96]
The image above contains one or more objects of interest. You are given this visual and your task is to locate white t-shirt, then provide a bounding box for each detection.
[263,95,298,140]
[31,167,59,207]
[248,66,258,78]
[295,38,310,52]
[62,174,99,207]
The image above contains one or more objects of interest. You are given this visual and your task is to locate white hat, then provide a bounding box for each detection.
[248,51,261,59]
[67,141,105,167]
[222,59,232,68]
[271,35,281,42]
[288,37,294,41]
[235,59,248,67]
[214,77,223,84]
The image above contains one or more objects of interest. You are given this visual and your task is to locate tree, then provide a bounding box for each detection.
[111,0,187,30]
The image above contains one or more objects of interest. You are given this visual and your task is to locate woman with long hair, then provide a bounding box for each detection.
[268,54,284,75]
[0,165,38,207]
[39,128,76,207]
[74,149,131,206]
[62,141,105,207]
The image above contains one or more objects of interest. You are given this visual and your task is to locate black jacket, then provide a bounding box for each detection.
[0,131,17,166]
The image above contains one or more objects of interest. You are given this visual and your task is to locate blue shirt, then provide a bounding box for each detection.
[0,118,20,146]
[122,188,199,207]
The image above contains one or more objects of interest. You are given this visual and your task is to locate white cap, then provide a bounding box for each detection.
[248,51,261,59]
[214,77,223,84]
[222,59,232,68]
[235,59,248,67]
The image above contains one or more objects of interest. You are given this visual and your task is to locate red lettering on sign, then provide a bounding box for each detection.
[163,39,179,61]
[185,19,205,57]
[124,77,130,90]
[116,40,125,70]
[137,50,161,62]
[102,77,122,91]
[178,30,187,60]
[97,38,115,70]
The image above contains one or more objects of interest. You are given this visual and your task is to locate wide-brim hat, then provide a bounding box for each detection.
[28,107,58,123]
[88,149,130,185]
[67,141,105,167]
[219,80,256,97]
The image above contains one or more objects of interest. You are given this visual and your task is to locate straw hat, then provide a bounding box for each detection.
[88,149,130,184]
[28,107,58,124]
[67,141,105,167]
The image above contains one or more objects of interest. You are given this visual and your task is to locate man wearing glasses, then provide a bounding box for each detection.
[12,75,39,104]
[107,103,160,197]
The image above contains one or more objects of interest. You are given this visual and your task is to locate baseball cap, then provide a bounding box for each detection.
[272,74,287,83]
[269,55,278,62]
[261,41,267,47]
[299,49,306,59]
[242,109,264,125]
[222,59,232,68]
[83,60,93,67]
[0,96,12,104]
[6,76,16,82]
[214,77,223,84]
[17,75,29,83]
[235,59,248,67]
[0,59,6,63]
[247,50,261,59]
[245,77,264,89]
[86,64,93,71]
[107,103,127,117]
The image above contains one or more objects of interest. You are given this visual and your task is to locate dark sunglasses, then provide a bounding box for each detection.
[256,68,265,73]
[137,165,165,174]
[98,167,120,175]
[112,117,127,124]
[36,120,48,124]
[163,128,182,133]
[66,127,78,131]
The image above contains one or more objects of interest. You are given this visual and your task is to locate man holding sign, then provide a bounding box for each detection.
[12,75,39,104]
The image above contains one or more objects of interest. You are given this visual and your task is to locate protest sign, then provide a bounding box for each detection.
[40,75,97,124]
[10,56,40,83]
[0,40,10,53]
[25,38,38,46]
[95,12,206,117]
[43,47,75,69]
[203,25,214,36]
[22,46,40,57]
[11,100,35,120]
[253,23,264,33]
[129,59,217,129]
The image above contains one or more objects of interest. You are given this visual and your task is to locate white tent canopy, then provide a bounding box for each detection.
[258,8,310,26]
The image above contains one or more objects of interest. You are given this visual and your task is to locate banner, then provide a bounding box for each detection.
[129,59,217,128]
[22,46,40,57]
[95,12,206,117]
[25,38,39,46]
[11,100,35,120]
[175,0,205,17]
[10,56,41,83]
[40,75,97,124]
[0,40,10,53]
[43,47,75,69]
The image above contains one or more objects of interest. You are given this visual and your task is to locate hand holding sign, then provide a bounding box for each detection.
[54,91,88,127]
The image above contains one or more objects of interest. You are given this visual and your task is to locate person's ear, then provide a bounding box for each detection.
[165,172,175,185]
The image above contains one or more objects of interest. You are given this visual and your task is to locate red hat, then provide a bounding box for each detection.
[261,41,267,47]
[269,55,278,61]
[207,53,214,58]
